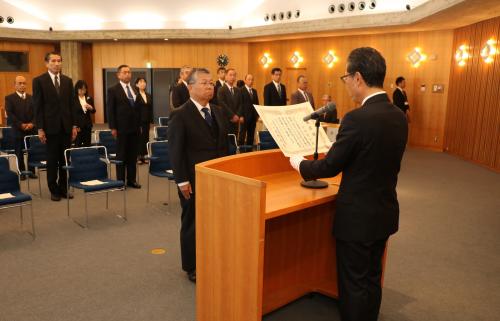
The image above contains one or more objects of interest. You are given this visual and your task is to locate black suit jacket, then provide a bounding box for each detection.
[168,100,228,189]
[209,79,225,105]
[172,82,190,109]
[5,93,36,137]
[73,95,95,129]
[135,92,153,123]
[32,72,75,135]
[300,93,408,242]
[263,82,287,106]
[392,88,409,113]
[107,83,141,134]
[240,86,259,122]
[217,84,243,120]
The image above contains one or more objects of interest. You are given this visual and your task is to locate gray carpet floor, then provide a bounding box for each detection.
[0,147,499,321]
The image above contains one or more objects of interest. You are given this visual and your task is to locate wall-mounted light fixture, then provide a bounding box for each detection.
[455,45,470,67]
[259,53,272,68]
[407,47,427,68]
[322,50,339,68]
[481,39,497,64]
[290,51,304,68]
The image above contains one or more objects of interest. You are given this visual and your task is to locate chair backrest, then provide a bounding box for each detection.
[147,141,172,173]
[65,147,108,183]
[97,130,117,155]
[228,134,237,155]
[154,126,168,140]
[25,135,47,163]
[258,131,279,150]
[158,117,169,126]
[0,155,20,193]
[0,127,15,152]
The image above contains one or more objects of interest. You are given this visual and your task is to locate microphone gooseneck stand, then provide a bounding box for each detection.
[300,117,329,189]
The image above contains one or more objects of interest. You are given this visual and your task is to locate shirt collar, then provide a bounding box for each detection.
[182,80,188,87]
[48,70,59,82]
[298,88,305,94]
[272,80,280,87]
[191,98,210,112]
[120,80,131,88]
[16,91,26,98]
[245,85,252,91]
[361,91,386,106]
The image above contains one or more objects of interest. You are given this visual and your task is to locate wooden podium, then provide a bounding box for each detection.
[196,150,372,321]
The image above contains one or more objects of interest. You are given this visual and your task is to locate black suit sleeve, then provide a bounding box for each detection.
[167,112,189,185]
[172,85,185,109]
[299,113,360,180]
[263,84,271,106]
[32,77,44,130]
[282,85,287,105]
[107,87,117,130]
[5,96,21,130]
[88,97,96,114]
[392,90,405,111]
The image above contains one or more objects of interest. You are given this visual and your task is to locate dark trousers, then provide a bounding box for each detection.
[238,117,256,146]
[75,127,92,147]
[46,133,71,195]
[138,122,150,157]
[178,189,196,273]
[336,237,388,321]
[14,137,30,173]
[116,132,138,184]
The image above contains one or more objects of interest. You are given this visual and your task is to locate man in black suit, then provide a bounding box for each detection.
[217,68,242,136]
[263,67,287,106]
[107,64,141,189]
[290,47,408,321]
[33,52,78,201]
[209,67,226,105]
[238,73,259,146]
[5,75,37,180]
[168,68,229,283]
[393,76,410,117]
[171,65,192,109]
[319,94,339,123]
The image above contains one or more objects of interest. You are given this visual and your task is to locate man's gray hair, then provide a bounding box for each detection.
[187,68,211,85]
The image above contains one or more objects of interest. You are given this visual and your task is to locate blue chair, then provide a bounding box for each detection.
[146,141,175,208]
[24,135,47,197]
[0,154,35,239]
[158,117,169,126]
[64,146,126,228]
[154,126,168,141]
[0,127,16,154]
[258,131,279,150]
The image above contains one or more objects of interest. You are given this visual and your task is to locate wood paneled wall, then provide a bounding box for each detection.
[91,41,248,123]
[444,17,500,171]
[0,41,55,125]
[248,30,454,150]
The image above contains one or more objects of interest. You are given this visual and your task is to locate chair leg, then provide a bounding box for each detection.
[136,163,140,184]
[167,180,171,214]
[147,173,150,202]
[19,206,24,228]
[106,192,109,209]
[30,202,35,240]
[123,188,127,221]
[67,189,70,217]
[84,193,89,228]
[38,169,42,198]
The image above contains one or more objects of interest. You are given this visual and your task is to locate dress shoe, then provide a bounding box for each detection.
[61,192,74,199]
[20,175,27,181]
[187,271,196,283]
[127,182,141,189]
[51,193,61,201]
[28,173,38,179]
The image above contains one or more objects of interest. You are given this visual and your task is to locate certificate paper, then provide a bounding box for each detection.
[254,102,332,157]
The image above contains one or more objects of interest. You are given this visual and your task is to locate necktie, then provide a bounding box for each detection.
[22,94,26,100]
[230,87,234,95]
[125,85,135,106]
[304,92,309,101]
[54,75,60,95]
[201,107,213,127]
[248,88,253,98]
[277,84,281,96]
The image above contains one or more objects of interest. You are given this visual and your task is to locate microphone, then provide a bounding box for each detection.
[302,102,336,121]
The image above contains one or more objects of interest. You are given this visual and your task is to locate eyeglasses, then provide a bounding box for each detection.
[340,72,354,83]
[198,81,215,87]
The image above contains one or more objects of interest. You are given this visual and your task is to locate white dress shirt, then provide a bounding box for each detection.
[78,95,87,113]
[120,81,136,101]
[362,91,386,106]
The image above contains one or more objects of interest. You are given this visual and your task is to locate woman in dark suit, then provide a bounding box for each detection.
[73,80,95,147]
[135,77,153,164]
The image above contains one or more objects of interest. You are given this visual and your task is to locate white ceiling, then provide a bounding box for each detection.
[0,0,434,31]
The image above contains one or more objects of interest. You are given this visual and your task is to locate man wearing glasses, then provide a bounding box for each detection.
[168,68,229,283]
[290,47,408,321]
